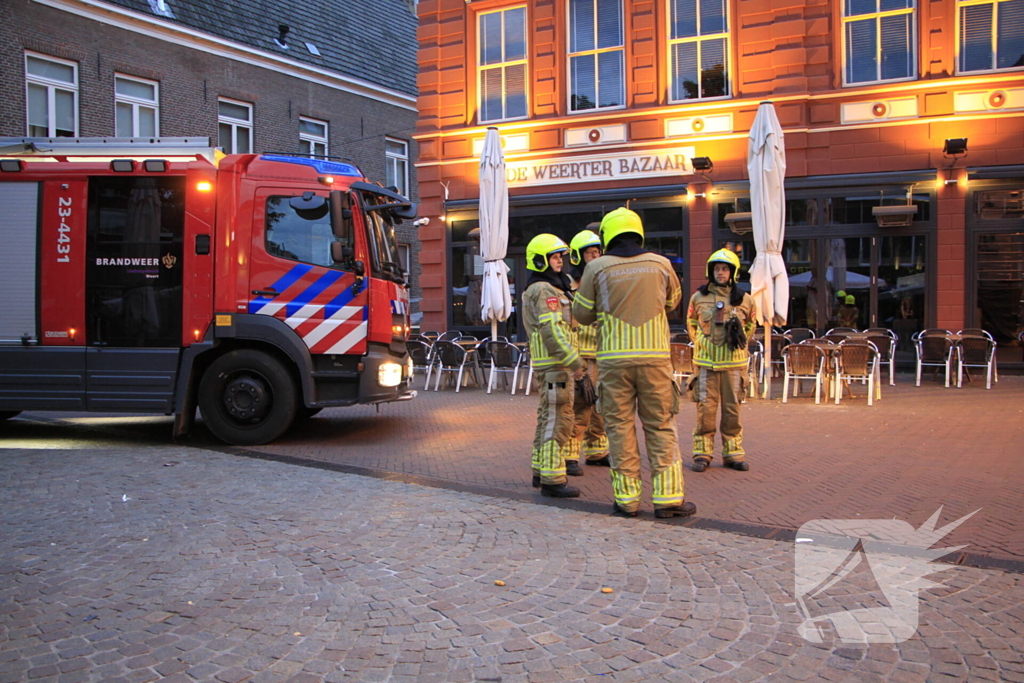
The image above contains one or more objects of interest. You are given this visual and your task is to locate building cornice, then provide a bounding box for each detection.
[33,0,418,111]
[414,73,1024,143]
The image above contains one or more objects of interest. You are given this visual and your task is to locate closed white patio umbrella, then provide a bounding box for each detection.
[478,127,512,341]
[748,102,788,398]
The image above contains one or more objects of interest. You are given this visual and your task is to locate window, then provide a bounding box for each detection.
[478,7,528,122]
[218,99,252,154]
[959,0,1024,73]
[265,195,336,268]
[569,0,625,111]
[385,138,409,196]
[115,75,159,137]
[668,0,730,101]
[843,0,916,84]
[25,53,78,137]
[299,117,328,158]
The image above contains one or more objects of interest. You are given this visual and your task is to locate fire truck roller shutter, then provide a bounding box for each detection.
[0,183,39,342]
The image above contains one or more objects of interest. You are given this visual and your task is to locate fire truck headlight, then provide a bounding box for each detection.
[378,362,403,387]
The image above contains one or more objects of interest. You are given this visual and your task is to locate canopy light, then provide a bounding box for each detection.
[143,159,167,172]
[872,205,918,227]
[0,159,23,172]
[724,212,753,234]
[110,159,134,172]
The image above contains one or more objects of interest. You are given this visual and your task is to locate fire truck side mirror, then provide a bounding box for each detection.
[353,260,365,277]
[330,190,353,240]
[330,241,353,266]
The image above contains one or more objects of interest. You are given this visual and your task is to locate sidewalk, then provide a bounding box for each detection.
[1,446,1023,683]
[250,373,1024,565]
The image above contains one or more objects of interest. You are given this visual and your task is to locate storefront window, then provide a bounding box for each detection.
[879,235,926,341]
[830,193,930,224]
[975,232,1023,342]
[974,188,1024,221]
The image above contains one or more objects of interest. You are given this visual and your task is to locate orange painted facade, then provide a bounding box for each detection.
[414,0,1024,349]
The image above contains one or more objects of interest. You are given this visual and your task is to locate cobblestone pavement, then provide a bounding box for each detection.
[247,374,1024,564]
[1,446,1023,683]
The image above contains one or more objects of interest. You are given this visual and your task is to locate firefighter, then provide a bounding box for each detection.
[568,228,610,470]
[523,233,583,498]
[686,249,757,472]
[573,208,695,519]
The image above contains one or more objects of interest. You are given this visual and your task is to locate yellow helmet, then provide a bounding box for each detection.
[569,230,602,265]
[707,248,742,284]
[599,207,644,247]
[526,233,569,272]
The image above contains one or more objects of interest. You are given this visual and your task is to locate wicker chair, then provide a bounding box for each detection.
[957,336,997,389]
[783,327,816,344]
[431,340,476,392]
[915,335,953,387]
[865,334,897,386]
[405,339,434,388]
[670,342,694,389]
[782,344,827,404]
[484,341,522,394]
[835,340,880,406]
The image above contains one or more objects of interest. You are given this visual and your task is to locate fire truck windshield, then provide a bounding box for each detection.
[361,194,406,285]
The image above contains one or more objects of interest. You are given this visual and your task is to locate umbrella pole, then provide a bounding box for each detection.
[491,319,498,342]
[762,325,772,400]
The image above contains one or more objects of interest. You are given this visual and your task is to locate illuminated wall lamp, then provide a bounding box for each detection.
[724,212,753,234]
[944,178,959,186]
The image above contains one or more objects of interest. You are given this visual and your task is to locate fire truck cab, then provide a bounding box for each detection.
[0,137,416,445]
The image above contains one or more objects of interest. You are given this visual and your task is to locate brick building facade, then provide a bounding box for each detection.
[414,0,1024,363]
[1,0,423,305]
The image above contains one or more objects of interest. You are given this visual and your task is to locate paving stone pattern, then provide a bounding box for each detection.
[1,446,1023,682]
[251,375,1024,562]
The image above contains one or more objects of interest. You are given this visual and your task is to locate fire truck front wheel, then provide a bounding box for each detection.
[198,350,298,445]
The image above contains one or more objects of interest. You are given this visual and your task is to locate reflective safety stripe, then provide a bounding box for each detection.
[584,435,609,455]
[577,324,598,357]
[534,440,566,479]
[652,461,684,505]
[610,469,643,505]
[575,291,595,310]
[596,311,671,359]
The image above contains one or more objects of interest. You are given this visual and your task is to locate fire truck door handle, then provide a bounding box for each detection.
[252,289,278,297]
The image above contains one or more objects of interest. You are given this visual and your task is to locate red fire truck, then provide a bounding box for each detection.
[0,137,416,445]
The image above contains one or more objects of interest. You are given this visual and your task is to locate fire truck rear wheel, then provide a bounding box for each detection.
[198,350,298,445]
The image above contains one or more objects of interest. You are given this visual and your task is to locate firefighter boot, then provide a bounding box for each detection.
[612,503,638,517]
[587,456,611,467]
[692,457,710,472]
[566,460,584,476]
[541,483,581,498]
[655,501,697,518]
[532,474,541,488]
[727,461,750,471]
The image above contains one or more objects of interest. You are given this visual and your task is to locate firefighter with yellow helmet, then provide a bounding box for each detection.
[523,233,583,498]
[567,228,609,470]
[686,248,757,472]
[573,208,696,518]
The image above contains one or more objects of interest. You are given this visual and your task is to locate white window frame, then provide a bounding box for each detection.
[114,74,160,138]
[477,6,529,123]
[666,0,732,103]
[397,243,411,275]
[218,98,253,154]
[385,138,410,197]
[24,52,79,138]
[841,0,917,86]
[567,0,626,113]
[956,0,1024,74]
[299,117,328,158]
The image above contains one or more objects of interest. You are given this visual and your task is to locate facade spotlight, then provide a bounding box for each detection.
[691,156,713,172]
[943,138,968,157]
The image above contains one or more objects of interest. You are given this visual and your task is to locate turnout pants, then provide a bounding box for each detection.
[598,361,685,513]
[532,367,576,485]
[691,366,746,462]
[570,358,609,463]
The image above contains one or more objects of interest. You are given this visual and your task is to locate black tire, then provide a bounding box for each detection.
[198,350,298,445]
[0,410,22,421]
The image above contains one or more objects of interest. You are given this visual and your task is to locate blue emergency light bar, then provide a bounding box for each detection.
[260,154,362,178]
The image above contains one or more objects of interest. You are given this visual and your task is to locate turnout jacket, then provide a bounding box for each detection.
[523,280,582,371]
[572,253,681,367]
[569,275,599,360]
[686,284,757,370]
